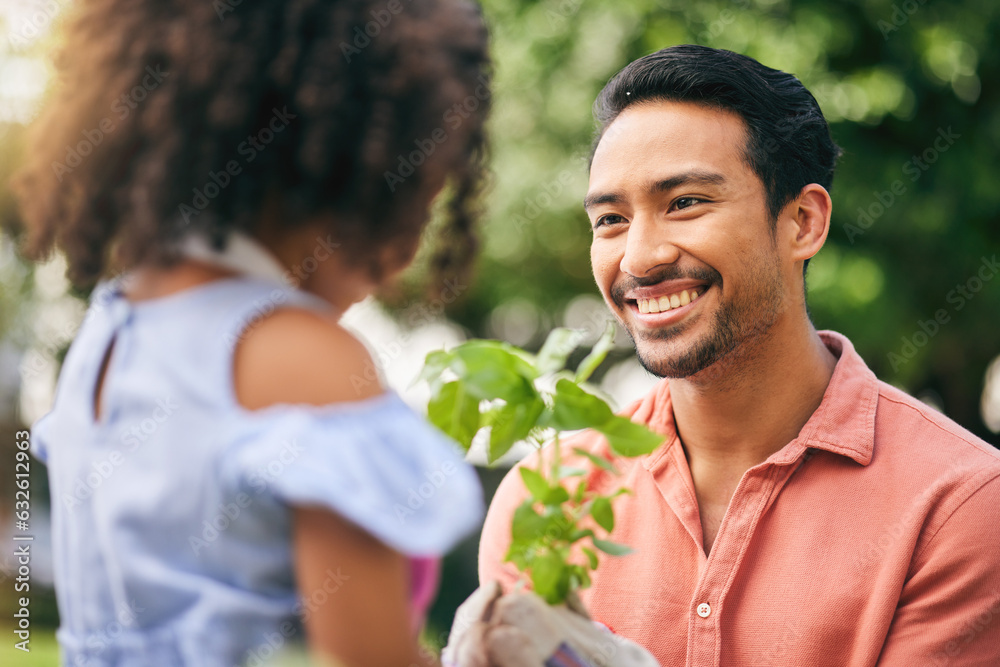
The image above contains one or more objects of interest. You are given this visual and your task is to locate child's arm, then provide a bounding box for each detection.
[293,505,434,667]
[234,307,437,667]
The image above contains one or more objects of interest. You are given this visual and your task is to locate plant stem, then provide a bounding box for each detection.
[550,432,561,484]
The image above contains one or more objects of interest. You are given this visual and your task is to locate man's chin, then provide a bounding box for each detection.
[631,329,730,379]
[636,350,702,379]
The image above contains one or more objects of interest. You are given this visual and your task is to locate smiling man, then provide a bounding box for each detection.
[476,46,1000,666]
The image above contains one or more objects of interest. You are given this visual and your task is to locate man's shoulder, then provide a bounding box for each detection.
[873,379,1000,468]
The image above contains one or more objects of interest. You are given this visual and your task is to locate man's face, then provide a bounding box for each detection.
[586,100,787,379]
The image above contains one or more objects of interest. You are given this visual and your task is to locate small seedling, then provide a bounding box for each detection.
[419,323,666,604]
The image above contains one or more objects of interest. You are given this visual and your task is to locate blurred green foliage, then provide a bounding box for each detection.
[447,0,1000,444]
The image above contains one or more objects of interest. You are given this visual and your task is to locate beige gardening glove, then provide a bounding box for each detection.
[442,581,660,667]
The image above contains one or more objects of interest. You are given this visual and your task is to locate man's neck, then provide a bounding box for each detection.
[668,314,838,553]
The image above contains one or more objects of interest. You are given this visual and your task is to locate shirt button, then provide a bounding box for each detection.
[697,602,711,618]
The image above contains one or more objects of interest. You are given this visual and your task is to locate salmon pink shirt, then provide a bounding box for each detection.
[479,331,1000,666]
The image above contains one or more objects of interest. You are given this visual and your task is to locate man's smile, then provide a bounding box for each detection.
[632,286,706,313]
[619,280,712,328]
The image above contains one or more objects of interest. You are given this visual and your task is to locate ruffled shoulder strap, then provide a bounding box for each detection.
[218,391,484,556]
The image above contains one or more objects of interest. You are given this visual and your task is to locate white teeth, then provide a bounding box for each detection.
[636,288,702,314]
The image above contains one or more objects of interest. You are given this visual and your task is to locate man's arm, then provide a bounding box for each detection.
[878,475,1000,665]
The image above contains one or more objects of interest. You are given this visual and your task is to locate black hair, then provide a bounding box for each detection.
[592,44,842,273]
[12,0,491,290]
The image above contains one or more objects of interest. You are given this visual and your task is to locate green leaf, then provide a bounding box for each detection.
[505,545,529,570]
[592,537,634,556]
[416,348,455,390]
[453,341,537,403]
[567,528,595,543]
[582,546,599,570]
[510,500,549,545]
[548,379,614,431]
[531,550,570,604]
[597,415,665,457]
[572,447,618,474]
[569,564,591,590]
[542,486,570,505]
[574,321,616,383]
[486,395,545,464]
[536,327,585,375]
[591,497,614,532]
[519,467,550,500]
[426,381,480,450]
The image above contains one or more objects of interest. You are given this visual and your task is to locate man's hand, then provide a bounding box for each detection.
[442,581,660,667]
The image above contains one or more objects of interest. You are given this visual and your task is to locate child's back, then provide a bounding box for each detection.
[33,256,482,664]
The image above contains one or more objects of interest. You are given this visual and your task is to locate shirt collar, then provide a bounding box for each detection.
[641,330,879,468]
[175,229,292,286]
[791,330,878,465]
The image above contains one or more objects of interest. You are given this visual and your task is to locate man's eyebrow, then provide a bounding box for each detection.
[648,170,727,196]
[583,191,624,211]
[584,170,727,211]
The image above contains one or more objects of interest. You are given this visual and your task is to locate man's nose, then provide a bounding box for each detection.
[619,213,680,278]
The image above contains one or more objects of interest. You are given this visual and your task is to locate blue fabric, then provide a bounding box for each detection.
[30,275,483,666]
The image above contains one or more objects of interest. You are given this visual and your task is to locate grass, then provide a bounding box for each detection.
[0,625,444,665]
[0,626,59,666]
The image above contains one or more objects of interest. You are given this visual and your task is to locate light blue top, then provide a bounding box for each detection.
[30,275,484,666]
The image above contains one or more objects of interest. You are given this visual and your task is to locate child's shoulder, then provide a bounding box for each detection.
[233,305,381,411]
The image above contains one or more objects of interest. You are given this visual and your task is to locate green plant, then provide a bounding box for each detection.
[419,324,666,604]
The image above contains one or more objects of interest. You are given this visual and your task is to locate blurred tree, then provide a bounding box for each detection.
[422,0,1000,445]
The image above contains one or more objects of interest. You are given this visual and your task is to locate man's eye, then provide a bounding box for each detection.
[674,197,702,211]
[595,214,626,228]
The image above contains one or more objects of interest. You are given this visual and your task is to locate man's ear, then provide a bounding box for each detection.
[783,183,832,264]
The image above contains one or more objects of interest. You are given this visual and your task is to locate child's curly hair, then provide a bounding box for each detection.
[12,0,491,290]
